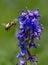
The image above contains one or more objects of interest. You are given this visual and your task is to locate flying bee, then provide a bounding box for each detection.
[5,21,16,30]
[2,21,16,30]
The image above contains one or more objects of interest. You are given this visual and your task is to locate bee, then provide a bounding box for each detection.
[5,21,16,30]
[2,21,16,30]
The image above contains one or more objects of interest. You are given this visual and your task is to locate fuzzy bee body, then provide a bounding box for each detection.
[5,21,16,30]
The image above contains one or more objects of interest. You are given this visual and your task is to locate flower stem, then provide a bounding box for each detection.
[25,55,27,65]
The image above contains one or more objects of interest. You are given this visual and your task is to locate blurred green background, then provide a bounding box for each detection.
[0,0,48,65]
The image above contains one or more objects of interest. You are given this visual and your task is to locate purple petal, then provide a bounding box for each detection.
[20,58,25,65]
[29,42,38,48]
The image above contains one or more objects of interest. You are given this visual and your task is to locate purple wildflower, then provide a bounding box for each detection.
[16,8,44,65]
[28,55,38,65]
[29,41,38,48]
[20,58,25,65]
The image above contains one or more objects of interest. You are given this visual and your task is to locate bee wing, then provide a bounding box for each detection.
[1,23,6,26]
